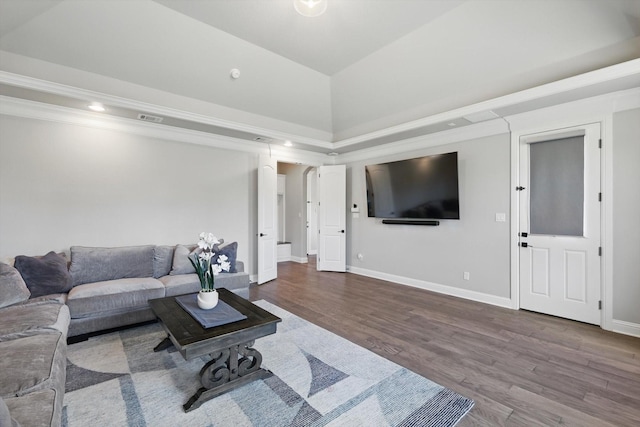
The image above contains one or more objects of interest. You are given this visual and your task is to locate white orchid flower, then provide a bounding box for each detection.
[198,251,214,261]
[210,263,223,275]
[198,232,220,250]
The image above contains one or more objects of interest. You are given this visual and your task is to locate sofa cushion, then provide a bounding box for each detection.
[159,273,200,297]
[66,278,165,318]
[0,263,31,308]
[153,245,175,278]
[169,244,197,275]
[4,389,57,427]
[0,302,70,340]
[0,396,21,427]
[213,241,238,273]
[0,332,66,398]
[13,252,71,298]
[69,245,155,287]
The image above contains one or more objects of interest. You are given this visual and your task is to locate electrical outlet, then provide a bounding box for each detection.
[463,271,470,280]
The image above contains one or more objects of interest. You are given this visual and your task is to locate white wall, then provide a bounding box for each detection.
[612,108,640,324]
[346,133,512,300]
[0,114,257,270]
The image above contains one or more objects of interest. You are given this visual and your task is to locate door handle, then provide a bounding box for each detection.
[340,230,345,233]
[519,242,529,247]
[259,233,267,237]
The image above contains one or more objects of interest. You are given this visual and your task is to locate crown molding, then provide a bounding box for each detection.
[0,70,332,151]
[504,86,640,133]
[1,58,638,159]
[336,118,509,164]
[0,95,330,166]
[333,58,640,149]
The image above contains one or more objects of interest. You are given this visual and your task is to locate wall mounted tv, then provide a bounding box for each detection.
[365,151,460,220]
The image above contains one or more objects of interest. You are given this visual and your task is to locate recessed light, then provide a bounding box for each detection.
[284,140,293,147]
[327,152,339,156]
[88,102,105,112]
[448,122,457,127]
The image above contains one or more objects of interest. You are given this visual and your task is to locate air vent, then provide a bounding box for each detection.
[254,137,273,143]
[462,110,499,123]
[137,113,163,123]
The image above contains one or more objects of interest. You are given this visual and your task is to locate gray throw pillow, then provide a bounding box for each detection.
[69,245,155,286]
[0,263,31,308]
[213,242,238,273]
[153,245,175,278]
[13,252,71,298]
[169,244,197,275]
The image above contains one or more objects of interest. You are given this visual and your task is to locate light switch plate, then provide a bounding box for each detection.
[495,213,506,222]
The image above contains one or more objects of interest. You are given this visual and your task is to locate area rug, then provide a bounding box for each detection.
[62,300,473,426]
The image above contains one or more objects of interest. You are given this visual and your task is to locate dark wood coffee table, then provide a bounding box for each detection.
[148,288,281,412]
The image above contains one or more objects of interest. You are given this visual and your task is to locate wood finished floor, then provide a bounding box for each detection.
[248,258,640,427]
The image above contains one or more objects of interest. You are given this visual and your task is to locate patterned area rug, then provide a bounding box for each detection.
[63,300,473,426]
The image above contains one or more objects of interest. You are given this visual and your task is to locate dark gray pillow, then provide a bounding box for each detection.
[13,252,71,298]
[0,263,31,308]
[153,245,175,278]
[169,244,197,275]
[69,245,155,286]
[213,242,238,273]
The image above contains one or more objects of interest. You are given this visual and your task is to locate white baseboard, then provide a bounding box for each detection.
[277,255,308,263]
[611,320,640,338]
[347,265,513,309]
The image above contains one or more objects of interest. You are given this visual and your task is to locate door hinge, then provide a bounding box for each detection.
[598,192,602,202]
[599,139,602,149]
[598,300,602,310]
[598,247,602,256]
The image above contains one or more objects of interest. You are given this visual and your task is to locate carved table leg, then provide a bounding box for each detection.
[183,341,272,412]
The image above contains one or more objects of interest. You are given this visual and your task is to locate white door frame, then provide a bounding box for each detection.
[257,154,278,284]
[510,118,611,329]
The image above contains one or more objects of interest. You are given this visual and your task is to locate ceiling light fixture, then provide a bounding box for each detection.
[88,102,105,112]
[284,140,293,147]
[293,0,327,17]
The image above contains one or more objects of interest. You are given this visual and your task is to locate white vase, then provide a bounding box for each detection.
[197,289,219,310]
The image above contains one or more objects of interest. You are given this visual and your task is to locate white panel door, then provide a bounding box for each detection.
[519,123,601,325]
[317,165,346,272]
[258,155,278,284]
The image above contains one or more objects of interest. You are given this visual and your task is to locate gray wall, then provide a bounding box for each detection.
[0,114,257,271]
[345,133,512,298]
[612,108,640,324]
[2,107,638,327]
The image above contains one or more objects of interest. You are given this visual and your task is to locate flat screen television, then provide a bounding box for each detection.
[365,151,460,220]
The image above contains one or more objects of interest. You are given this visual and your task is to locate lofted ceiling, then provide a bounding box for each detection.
[0,0,639,156]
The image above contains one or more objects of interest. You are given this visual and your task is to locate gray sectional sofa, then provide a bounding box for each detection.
[64,243,249,338]
[0,265,70,427]
[0,242,250,426]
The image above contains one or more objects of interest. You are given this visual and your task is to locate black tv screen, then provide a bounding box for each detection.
[365,152,460,220]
